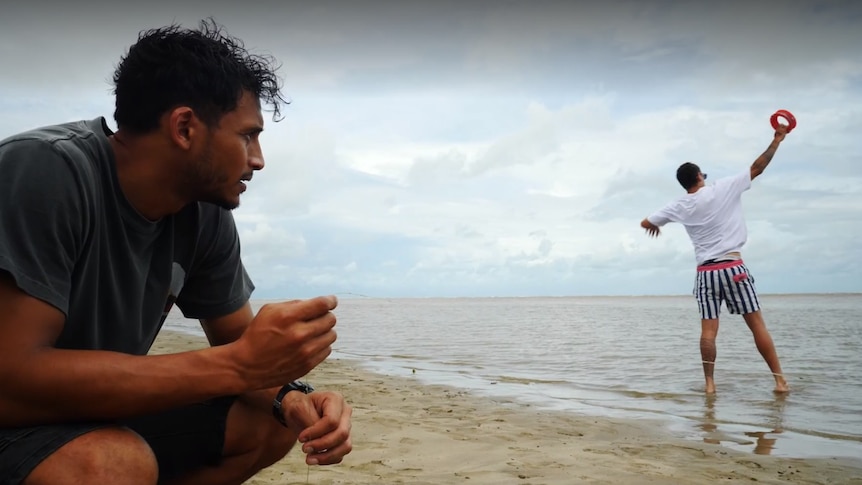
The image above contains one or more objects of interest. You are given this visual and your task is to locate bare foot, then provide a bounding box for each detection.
[705,378,716,394]
[773,374,790,393]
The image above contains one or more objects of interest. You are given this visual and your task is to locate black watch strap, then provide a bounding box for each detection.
[272,380,315,427]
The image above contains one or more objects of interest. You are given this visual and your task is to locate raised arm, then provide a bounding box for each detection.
[750,124,789,181]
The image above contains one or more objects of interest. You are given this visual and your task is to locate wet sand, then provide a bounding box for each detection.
[151,330,862,484]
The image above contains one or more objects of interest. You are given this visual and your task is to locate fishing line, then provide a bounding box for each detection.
[333,291,397,303]
[334,291,375,298]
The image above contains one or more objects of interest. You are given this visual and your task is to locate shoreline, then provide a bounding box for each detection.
[150,330,862,484]
[162,324,862,463]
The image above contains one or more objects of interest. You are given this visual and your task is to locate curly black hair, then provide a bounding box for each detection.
[112,18,288,133]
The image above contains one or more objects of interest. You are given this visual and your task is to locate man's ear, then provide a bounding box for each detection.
[166,107,199,150]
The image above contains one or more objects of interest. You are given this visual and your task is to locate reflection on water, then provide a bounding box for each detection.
[747,429,783,455]
[698,395,721,445]
[750,394,787,455]
[698,394,787,455]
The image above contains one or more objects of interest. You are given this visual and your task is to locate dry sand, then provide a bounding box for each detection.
[151,331,862,484]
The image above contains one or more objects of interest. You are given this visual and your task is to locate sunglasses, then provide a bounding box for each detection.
[701,172,708,180]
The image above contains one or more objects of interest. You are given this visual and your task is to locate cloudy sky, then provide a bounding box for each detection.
[1,1,860,298]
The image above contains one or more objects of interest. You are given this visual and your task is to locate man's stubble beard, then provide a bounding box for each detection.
[185,138,239,211]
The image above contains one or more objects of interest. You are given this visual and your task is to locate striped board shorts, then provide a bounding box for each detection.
[693,259,760,319]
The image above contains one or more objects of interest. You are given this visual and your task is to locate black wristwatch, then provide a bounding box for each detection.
[272,380,315,427]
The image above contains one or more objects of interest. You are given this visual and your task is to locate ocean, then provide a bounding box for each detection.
[164,293,862,461]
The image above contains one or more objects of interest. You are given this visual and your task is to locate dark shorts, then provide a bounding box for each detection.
[0,396,235,485]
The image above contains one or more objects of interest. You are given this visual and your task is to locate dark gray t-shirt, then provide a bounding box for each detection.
[0,118,254,355]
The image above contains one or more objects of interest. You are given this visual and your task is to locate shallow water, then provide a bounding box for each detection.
[165,293,862,460]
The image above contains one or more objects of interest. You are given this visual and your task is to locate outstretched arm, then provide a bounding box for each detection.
[640,218,661,237]
[750,124,789,180]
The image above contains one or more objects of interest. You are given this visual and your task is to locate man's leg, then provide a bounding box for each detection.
[22,427,159,485]
[695,269,721,394]
[161,396,299,485]
[723,263,789,393]
[741,310,789,393]
[9,395,295,485]
[700,318,720,394]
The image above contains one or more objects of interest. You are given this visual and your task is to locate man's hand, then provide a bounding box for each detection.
[230,296,339,391]
[282,390,353,465]
[640,218,661,238]
[773,123,788,143]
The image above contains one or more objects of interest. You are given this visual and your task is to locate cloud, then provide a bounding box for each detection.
[1,0,860,298]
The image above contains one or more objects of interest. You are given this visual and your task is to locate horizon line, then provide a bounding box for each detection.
[250,291,862,301]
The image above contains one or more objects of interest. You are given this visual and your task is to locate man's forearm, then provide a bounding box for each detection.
[0,344,249,427]
[751,138,782,177]
[239,386,282,415]
[201,304,294,425]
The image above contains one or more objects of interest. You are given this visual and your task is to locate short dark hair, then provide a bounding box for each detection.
[676,162,701,190]
[112,18,288,133]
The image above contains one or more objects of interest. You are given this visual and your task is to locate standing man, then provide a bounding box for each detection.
[640,124,791,395]
[0,20,352,484]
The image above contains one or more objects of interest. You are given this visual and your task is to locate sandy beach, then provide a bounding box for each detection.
[150,330,862,484]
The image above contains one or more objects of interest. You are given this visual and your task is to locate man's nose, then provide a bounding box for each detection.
[249,154,265,171]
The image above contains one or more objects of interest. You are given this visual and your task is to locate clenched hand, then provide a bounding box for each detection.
[282,390,353,465]
[230,296,339,391]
